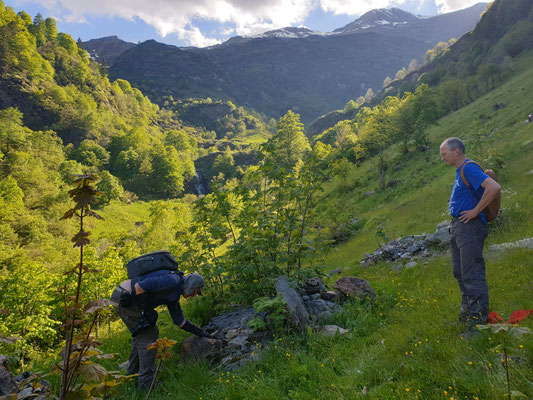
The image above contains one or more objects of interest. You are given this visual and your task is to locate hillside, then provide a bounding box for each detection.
[99,50,533,400]
[307,0,533,139]
[81,3,487,124]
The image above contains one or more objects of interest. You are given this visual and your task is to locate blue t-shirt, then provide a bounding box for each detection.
[134,270,185,326]
[449,159,489,224]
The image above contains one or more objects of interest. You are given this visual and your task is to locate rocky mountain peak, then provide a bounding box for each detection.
[336,7,419,32]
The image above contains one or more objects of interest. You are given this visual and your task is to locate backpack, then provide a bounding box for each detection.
[460,160,501,222]
[126,250,181,279]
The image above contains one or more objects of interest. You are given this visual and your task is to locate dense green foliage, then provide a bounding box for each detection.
[0,1,199,199]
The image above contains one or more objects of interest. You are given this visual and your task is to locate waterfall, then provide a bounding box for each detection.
[194,169,206,196]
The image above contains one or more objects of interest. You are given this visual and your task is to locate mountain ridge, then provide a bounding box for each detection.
[80,3,488,123]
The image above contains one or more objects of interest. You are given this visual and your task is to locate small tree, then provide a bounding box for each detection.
[58,175,127,399]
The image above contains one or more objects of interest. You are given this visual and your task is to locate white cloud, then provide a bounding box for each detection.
[433,0,480,13]
[19,0,481,46]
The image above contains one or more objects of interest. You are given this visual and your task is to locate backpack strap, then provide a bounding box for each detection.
[460,160,482,202]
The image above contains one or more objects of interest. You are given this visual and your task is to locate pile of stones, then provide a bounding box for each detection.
[0,356,51,399]
[360,220,452,267]
[180,275,374,369]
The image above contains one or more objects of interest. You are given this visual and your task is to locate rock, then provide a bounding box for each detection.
[407,243,423,254]
[228,335,248,352]
[118,360,129,371]
[225,329,240,340]
[405,261,417,268]
[304,277,327,295]
[488,238,533,252]
[275,276,309,330]
[204,307,256,337]
[180,336,223,364]
[364,191,375,197]
[319,325,349,337]
[0,355,17,396]
[328,268,342,276]
[306,299,342,321]
[387,179,398,187]
[17,387,33,399]
[320,290,343,303]
[333,277,375,300]
[425,221,451,246]
[392,264,403,271]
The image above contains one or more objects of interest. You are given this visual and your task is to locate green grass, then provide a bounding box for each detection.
[43,54,533,399]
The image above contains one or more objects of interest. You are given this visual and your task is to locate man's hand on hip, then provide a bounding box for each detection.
[459,209,478,223]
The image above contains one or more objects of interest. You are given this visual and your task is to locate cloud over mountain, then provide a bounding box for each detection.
[15,0,482,46]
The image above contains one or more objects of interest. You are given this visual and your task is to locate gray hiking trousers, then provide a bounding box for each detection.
[450,217,489,325]
[111,286,158,389]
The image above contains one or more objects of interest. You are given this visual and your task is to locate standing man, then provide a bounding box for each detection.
[111,271,213,389]
[440,137,501,335]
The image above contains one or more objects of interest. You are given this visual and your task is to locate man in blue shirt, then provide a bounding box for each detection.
[111,271,213,389]
[440,137,501,336]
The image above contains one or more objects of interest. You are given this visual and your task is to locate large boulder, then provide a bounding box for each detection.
[0,355,16,396]
[275,276,309,330]
[333,277,375,300]
[180,337,223,364]
[204,306,257,337]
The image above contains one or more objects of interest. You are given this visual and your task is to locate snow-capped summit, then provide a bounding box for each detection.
[335,8,419,33]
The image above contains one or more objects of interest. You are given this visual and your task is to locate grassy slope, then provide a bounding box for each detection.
[98,54,533,400]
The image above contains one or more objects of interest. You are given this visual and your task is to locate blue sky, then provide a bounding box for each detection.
[4,0,481,47]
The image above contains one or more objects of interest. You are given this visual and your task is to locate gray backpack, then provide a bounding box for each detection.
[126,250,182,279]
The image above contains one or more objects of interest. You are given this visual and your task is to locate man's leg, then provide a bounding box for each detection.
[451,220,469,321]
[111,288,142,378]
[455,218,489,325]
[135,324,159,389]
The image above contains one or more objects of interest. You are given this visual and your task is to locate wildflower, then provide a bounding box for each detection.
[467,361,472,365]
[405,388,410,392]
[519,345,524,349]
[286,353,291,357]
[320,364,324,367]
[488,363,492,367]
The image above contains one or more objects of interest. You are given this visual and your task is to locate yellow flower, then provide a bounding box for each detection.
[405,388,410,392]
[489,363,492,367]
[468,361,473,365]
[320,364,324,367]
[519,345,524,349]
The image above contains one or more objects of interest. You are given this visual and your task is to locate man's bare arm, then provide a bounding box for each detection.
[459,177,501,223]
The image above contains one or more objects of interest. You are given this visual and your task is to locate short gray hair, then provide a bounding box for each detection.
[183,273,204,295]
[442,137,465,154]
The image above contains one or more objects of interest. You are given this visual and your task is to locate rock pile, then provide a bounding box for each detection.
[0,357,51,399]
[180,275,374,369]
[360,221,451,267]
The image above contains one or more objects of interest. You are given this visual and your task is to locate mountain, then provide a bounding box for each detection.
[80,4,488,124]
[79,35,136,65]
[308,0,533,140]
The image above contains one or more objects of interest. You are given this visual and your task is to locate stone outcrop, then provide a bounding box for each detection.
[488,238,533,252]
[361,221,451,266]
[333,277,375,300]
[275,276,310,330]
[180,275,369,369]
